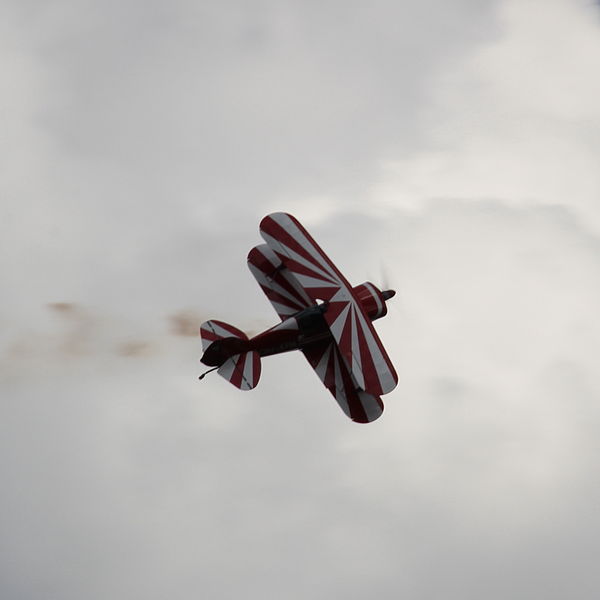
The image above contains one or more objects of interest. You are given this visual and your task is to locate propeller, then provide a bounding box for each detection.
[379,261,396,301]
[367,261,397,304]
[380,261,393,290]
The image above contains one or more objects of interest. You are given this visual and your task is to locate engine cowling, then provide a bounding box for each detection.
[352,282,394,320]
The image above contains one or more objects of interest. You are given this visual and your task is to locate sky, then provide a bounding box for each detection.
[1,0,600,598]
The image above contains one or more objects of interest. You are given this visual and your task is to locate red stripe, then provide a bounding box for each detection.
[323,301,348,324]
[247,245,278,270]
[211,321,246,338]
[336,308,354,371]
[262,218,326,276]
[261,213,397,397]
[273,256,337,286]
[229,355,243,388]
[337,355,368,423]
[301,287,338,302]
[324,345,337,389]
[301,340,383,422]
[252,352,261,387]
[201,329,220,342]
[248,246,312,311]
[261,271,311,308]
[303,341,327,369]
[262,213,354,288]
[260,286,305,311]
[355,317,381,395]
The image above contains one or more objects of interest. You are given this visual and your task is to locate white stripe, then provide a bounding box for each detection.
[358,390,384,422]
[254,246,315,305]
[248,263,305,307]
[332,351,350,416]
[325,283,396,394]
[329,287,350,303]
[270,213,340,282]
[248,245,313,318]
[314,343,333,381]
[349,307,365,390]
[241,352,253,390]
[328,302,366,389]
[354,308,396,393]
[329,303,351,342]
[364,282,384,318]
[271,317,299,331]
[218,355,237,381]
[261,230,337,286]
[255,244,280,268]
[271,301,299,316]
[201,321,233,351]
[200,322,214,351]
[205,320,242,340]
[293,273,339,290]
[264,213,396,395]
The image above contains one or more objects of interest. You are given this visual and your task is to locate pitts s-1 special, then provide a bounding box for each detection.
[199,212,398,423]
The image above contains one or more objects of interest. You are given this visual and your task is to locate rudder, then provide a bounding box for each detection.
[200,320,248,352]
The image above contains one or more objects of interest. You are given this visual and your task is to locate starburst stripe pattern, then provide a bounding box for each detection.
[260,212,397,396]
[302,339,384,423]
[247,244,313,321]
[200,320,261,390]
[217,351,261,390]
[200,319,248,351]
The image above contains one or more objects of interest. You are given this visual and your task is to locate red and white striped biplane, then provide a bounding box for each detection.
[199,212,398,423]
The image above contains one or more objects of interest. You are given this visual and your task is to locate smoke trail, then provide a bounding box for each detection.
[1,304,274,372]
[168,309,203,337]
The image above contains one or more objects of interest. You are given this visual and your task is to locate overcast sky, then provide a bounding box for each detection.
[2,1,600,598]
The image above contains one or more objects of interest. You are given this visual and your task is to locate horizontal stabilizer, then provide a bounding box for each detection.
[218,350,261,390]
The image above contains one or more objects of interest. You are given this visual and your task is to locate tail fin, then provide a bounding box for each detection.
[200,320,261,390]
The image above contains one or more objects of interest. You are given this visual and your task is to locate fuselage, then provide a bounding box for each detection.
[201,304,329,366]
[200,283,395,368]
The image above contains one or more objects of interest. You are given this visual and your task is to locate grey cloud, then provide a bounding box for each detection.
[2,0,502,319]
[3,1,600,599]
[3,199,600,599]
[27,1,500,202]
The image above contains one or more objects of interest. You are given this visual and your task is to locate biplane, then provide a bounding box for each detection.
[199,212,398,423]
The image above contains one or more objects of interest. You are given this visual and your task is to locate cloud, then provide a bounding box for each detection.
[370,0,600,231]
[2,1,600,599]
[115,340,154,357]
[3,199,600,599]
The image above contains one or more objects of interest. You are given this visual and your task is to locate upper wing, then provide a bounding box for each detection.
[302,339,384,423]
[247,244,313,321]
[260,212,397,396]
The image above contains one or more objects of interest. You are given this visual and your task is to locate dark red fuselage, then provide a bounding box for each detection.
[200,285,394,368]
